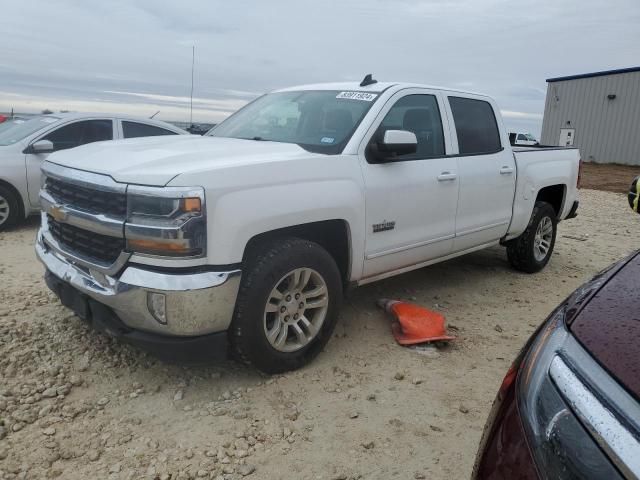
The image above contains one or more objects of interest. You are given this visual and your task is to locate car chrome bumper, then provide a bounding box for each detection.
[36,229,241,337]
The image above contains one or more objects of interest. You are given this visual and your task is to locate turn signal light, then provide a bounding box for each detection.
[182,197,201,213]
[127,238,194,256]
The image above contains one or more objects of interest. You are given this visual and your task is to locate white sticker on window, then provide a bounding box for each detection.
[320,137,335,144]
[336,91,378,102]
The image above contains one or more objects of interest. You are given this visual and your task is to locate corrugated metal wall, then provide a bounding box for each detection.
[540,71,640,165]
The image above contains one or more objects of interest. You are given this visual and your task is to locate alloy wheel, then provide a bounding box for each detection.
[0,195,10,226]
[263,267,329,353]
[533,216,553,262]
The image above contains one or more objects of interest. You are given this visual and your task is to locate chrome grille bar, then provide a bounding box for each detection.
[550,356,640,480]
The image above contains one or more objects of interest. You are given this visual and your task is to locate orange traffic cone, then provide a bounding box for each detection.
[377,299,456,345]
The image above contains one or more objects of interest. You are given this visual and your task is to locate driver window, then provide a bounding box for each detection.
[42,120,113,152]
[372,94,445,160]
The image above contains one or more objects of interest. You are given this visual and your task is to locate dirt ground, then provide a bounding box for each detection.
[1,189,640,480]
[581,162,640,193]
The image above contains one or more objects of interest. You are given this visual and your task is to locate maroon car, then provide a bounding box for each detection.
[474,178,640,479]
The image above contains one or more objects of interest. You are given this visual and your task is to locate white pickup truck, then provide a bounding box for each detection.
[36,77,581,373]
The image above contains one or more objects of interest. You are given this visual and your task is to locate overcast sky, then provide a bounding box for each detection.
[2,0,639,136]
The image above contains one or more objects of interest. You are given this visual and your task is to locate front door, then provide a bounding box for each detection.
[359,90,459,278]
[445,95,516,251]
[26,119,114,206]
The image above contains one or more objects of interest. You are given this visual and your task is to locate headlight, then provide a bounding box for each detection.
[125,186,206,258]
[516,309,624,479]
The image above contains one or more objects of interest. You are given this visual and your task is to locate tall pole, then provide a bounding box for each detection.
[190,46,195,126]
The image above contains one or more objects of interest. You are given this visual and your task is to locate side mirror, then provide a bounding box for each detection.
[379,130,417,157]
[29,139,54,154]
[366,129,418,164]
[629,176,640,214]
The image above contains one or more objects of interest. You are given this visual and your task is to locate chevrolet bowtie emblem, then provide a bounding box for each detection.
[49,204,68,222]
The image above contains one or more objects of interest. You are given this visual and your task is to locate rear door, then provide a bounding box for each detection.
[445,95,516,251]
[359,88,459,278]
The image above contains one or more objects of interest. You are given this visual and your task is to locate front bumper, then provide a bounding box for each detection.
[36,229,241,338]
[44,271,230,363]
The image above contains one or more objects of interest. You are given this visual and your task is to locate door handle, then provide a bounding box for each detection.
[500,166,515,175]
[437,172,457,182]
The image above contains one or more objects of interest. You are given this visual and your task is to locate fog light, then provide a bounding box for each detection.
[147,292,167,324]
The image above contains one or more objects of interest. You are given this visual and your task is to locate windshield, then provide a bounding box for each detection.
[525,133,537,141]
[208,90,379,154]
[0,116,60,146]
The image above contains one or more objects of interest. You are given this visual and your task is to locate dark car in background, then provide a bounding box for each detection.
[474,177,640,479]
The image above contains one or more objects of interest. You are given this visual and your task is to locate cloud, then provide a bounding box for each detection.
[103,91,250,112]
[1,0,639,136]
[0,90,240,123]
[501,110,544,120]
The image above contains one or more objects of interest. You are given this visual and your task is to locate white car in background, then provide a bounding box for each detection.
[509,132,539,146]
[0,113,188,229]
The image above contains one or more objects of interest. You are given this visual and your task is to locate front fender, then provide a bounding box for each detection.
[169,153,366,279]
[207,179,365,279]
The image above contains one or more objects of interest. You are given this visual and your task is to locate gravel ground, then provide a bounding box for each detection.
[580,162,640,193]
[1,189,639,480]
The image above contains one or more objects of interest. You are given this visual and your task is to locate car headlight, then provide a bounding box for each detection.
[125,186,206,258]
[516,309,624,479]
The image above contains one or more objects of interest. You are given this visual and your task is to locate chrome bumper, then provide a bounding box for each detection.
[36,230,241,337]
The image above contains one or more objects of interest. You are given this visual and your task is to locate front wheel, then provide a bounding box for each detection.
[507,201,557,273]
[230,237,342,374]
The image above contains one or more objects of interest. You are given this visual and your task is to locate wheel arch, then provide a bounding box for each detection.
[0,178,26,220]
[535,184,566,218]
[243,219,352,285]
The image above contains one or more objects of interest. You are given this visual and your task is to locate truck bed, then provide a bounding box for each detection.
[512,145,579,152]
[506,146,581,239]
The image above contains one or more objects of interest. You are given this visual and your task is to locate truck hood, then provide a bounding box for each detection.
[46,135,315,186]
[569,251,640,402]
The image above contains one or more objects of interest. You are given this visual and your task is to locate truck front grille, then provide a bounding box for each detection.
[47,215,124,265]
[45,177,127,217]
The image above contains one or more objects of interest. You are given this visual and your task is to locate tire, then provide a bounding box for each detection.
[507,201,557,273]
[0,185,21,232]
[230,237,343,374]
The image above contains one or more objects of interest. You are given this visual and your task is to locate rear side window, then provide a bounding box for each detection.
[122,121,177,138]
[448,97,501,155]
[42,119,113,151]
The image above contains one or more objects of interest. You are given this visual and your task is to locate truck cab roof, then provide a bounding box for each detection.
[275,81,489,99]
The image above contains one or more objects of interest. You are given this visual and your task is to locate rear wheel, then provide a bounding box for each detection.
[507,201,557,273]
[0,185,21,231]
[230,237,342,374]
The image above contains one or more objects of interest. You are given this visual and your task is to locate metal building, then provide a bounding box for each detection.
[540,66,640,165]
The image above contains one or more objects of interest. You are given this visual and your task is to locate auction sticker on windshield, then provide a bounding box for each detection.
[336,92,378,101]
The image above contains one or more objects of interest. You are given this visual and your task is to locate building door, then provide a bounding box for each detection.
[559,128,575,147]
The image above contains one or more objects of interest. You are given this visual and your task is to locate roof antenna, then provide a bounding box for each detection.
[189,45,195,126]
[360,73,377,87]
